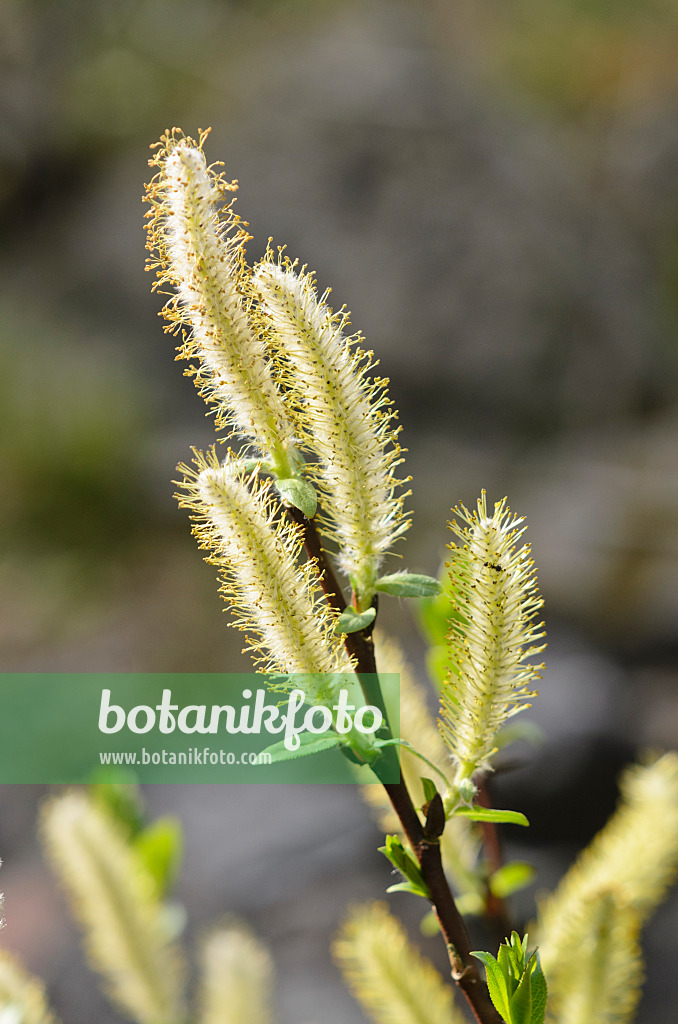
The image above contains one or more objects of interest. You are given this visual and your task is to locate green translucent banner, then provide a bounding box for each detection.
[0,673,400,783]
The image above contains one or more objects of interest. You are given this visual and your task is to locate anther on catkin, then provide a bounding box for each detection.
[177,450,352,698]
[253,256,410,610]
[145,130,296,476]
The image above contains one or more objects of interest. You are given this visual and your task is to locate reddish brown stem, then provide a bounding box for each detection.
[382,774,503,1024]
[285,506,347,615]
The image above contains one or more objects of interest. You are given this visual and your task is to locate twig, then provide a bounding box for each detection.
[285,506,346,615]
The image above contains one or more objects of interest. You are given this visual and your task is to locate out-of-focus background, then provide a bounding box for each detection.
[1,0,677,1020]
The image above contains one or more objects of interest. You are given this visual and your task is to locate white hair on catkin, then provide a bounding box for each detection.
[253,256,410,610]
[145,131,295,475]
[177,450,352,698]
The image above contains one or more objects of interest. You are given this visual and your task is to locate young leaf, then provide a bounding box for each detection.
[454,807,529,828]
[417,580,457,647]
[335,607,377,634]
[89,776,144,837]
[471,951,512,1021]
[527,952,547,1024]
[378,836,431,899]
[472,936,547,1024]
[386,881,431,899]
[419,909,440,936]
[455,891,485,917]
[420,777,438,805]
[425,645,448,690]
[378,835,415,877]
[274,476,318,518]
[134,818,183,898]
[240,457,273,474]
[375,573,442,598]
[511,959,533,1024]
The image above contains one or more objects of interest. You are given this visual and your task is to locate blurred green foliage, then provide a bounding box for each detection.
[460,0,678,119]
[0,300,147,553]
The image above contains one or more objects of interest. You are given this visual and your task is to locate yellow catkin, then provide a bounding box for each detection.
[41,792,185,1024]
[334,902,465,1024]
[198,921,274,1024]
[439,492,545,779]
[145,130,295,475]
[547,893,643,1024]
[537,752,678,977]
[253,256,410,609]
[178,450,352,696]
[0,949,60,1024]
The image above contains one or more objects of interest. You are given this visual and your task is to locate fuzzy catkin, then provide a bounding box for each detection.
[253,257,409,608]
[178,451,351,696]
[145,131,295,473]
[198,922,274,1024]
[334,902,465,1024]
[41,792,185,1024]
[548,894,643,1024]
[537,753,678,973]
[0,950,60,1024]
[439,492,545,778]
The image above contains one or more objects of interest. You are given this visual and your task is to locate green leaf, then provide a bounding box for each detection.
[528,952,548,1024]
[511,963,533,1024]
[471,951,512,1021]
[454,807,529,828]
[420,776,438,805]
[473,935,546,1024]
[498,940,518,990]
[89,775,144,837]
[511,947,544,1024]
[260,731,344,763]
[378,836,430,898]
[375,573,442,598]
[335,606,377,634]
[378,835,415,876]
[386,881,431,899]
[489,862,536,899]
[275,476,318,518]
[133,817,183,897]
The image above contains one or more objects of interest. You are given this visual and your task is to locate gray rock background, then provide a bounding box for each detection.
[1,0,677,1021]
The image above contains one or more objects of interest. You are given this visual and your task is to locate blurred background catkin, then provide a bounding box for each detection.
[1,1,677,1021]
